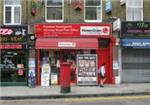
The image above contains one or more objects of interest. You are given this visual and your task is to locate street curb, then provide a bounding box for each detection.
[1,92,150,100]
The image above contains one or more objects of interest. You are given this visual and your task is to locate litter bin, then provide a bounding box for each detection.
[60,62,71,93]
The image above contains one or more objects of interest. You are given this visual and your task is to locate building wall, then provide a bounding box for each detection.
[0,0,3,25]
[0,0,28,25]
[1,0,150,31]
[103,0,150,22]
[143,0,150,20]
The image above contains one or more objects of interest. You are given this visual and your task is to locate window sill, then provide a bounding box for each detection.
[3,23,21,25]
[45,20,64,23]
[84,20,102,23]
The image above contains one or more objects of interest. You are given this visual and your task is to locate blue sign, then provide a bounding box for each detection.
[122,39,150,48]
[105,0,112,13]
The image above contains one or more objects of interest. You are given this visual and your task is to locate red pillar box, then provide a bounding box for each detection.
[60,62,71,93]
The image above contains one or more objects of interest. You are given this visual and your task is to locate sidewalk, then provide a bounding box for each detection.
[1,83,150,100]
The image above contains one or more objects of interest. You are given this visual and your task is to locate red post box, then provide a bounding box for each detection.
[60,62,71,93]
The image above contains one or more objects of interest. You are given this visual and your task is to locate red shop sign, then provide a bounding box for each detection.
[35,24,112,38]
[0,44,22,49]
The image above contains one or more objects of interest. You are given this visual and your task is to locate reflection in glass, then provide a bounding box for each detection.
[5,0,21,5]
[85,0,101,6]
[47,0,62,5]
[47,7,62,20]
[5,7,11,23]
[14,7,20,24]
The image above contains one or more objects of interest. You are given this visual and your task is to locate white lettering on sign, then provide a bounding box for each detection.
[80,26,110,36]
[131,42,150,46]
[58,42,76,47]
[0,28,27,36]
[15,29,26,36]
[0,29,13,35]
[78,77,97,81]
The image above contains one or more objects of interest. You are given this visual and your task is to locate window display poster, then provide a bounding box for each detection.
[113,60,119,70]
[51,73,58,85]
[41,64,51,86]
[77,54,97,85]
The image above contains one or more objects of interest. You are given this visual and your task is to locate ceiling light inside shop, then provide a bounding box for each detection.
[14,53,18,55]
[7,52,12,54]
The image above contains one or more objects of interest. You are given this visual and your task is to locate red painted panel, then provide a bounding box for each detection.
[97,42,113,84]
[0,44,22,49]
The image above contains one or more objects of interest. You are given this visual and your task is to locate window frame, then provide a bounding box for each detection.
[84,0,102,23]
[45,0,64,22]
[3,0,21,25]
[126,0,143,21]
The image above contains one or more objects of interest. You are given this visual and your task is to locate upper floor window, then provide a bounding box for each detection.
[3,0,21,25]
[84,0,102,22]
[45,0,64,22]
[126,0,143,21]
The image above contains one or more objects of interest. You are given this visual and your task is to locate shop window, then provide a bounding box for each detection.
[3,0,21,25]
[84,0,102,22]
[45,0,64,22]
[0,50,27,82]
[98,39,110,48]
[63,52,75,62]
[91,50,96,54]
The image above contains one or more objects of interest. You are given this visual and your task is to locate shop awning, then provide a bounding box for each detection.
[36,38,98,49]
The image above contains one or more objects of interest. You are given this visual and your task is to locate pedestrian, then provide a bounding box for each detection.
[98,63,106,87]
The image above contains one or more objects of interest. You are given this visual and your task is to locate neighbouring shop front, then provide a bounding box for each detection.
[35,23,115,86]
[0,25,28,86]
[121,21,150,83]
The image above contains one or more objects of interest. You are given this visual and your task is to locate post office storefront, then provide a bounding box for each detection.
[35,24,115,86]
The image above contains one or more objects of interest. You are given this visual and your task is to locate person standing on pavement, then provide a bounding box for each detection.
[98,63,106,87]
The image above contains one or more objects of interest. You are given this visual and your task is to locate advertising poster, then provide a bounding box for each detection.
[41,57,51,86]
[51,74,58,85]
[77,54,97,85]
[28,58,36,87]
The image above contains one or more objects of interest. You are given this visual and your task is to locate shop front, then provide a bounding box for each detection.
[121,21,150,83]
[121,39,150,83]
[35,24,115,86]
[0,25,28,86]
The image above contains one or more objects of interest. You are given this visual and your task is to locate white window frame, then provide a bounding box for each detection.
[3,0,21,25]
[126,0,143,21]
[45,0,64,22]
[84,0,102,23]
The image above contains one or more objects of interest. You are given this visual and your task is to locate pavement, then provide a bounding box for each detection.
[1,83,150,100]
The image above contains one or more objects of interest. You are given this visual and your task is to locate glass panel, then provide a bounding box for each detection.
[85,0,101,6]
[97,7,101,20]
[47,0,62,6]
[47,7,62,20]
[85,7,97,20]
[5,0,21,5]
[0,50,27,82]
[5,7,11,24]
[14,7,20,24]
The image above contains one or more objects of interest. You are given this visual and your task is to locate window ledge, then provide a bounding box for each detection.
[45,20,64,23]
[3,23,21,25]
[84,20,102,23]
